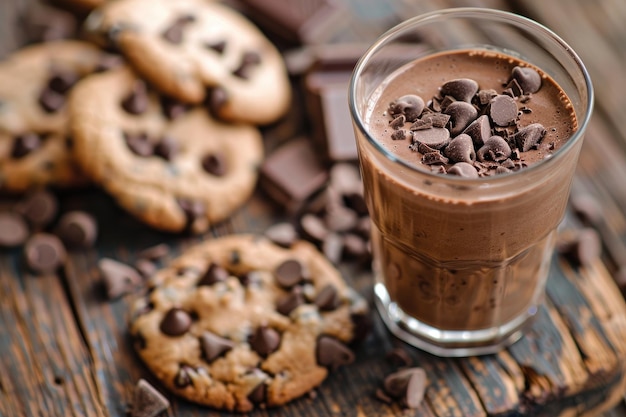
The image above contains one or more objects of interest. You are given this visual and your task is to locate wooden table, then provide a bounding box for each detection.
[2,0,626,416]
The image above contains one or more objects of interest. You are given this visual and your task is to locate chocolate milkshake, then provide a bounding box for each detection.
[349,9,593,356]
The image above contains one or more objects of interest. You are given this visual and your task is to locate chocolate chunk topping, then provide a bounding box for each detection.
[383,367,427,409]
[421,151,448,165]
[316,335,354,370]
[98,257,142,300]
[160,96,188,120]
[445,134,475,164]
[200,331,235,362]
[23,233,67,274]
[177,198,206,227]
[55,211,98,248]
[477,136,512,162]
[201,153,227,176]
[154,135,178,161]
[38,88,65,113]
[514,123,546,152]
[0,212,29,248]
[389,115,406,130]
[511,66,542,94]
[276,287,305,315]
[124,132,154,157]
[314,284,341,311]
[462,114,491,148]
[390,129,408,141]
[248,381,267,404]
[205,40,227,54]
[121,81,149,115]
[160,308,192,336]
[12,133,42,158]
[264,222,298,248]
[388,95,424,122]
[48,70,80,94]
[412,127,450,150]
[274,259,303,288]
[232,51,262,79]
[161,14,196,44]
[206,87,229,115]
[17,189,58,227]
[489,95,517,127]
[198,263,229,286]
[249,325,280,357]
[131,379,170,417]
[440,78,479,102]
[444,101,478,136]
[447,162,478,178]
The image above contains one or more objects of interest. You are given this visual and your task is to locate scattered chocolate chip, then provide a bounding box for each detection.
[17,189,58,228]
[12,133,42,158]
[124,132,154,157]
[444,101,478,136]
[277,286,305,315]
[98,257,143,300]
[385,348,413,367]
[0,212,29,248]
[477,136,512,162]
[375,388,394,404]
[314,284,341,311]
[511,66,542,94]
[38,88,65,113]
[388,95,424,122]
[160,308,192,336]
[137,244,169,261]
[440,78,478,102]
[504,78,524,97]
[445,134,475,163]
[154,135,178,161]
[233,51,262,79]
[95,54,124,73]
[274,259,304,289]
[514,123,546,152]
[200,331,235,362]
[489,95,517,127]
[23,233,66,274]
[205,40,227,54]
[265,222,298,248]
[198,263,229,286]
[316,335,354,370]
[131,378,170,417]
[558,228,601,267]
[447,162,478,178]
[121,81,149,115]
[412,127,450,150]
[47,70,80,95]
[389,115,406,130]
[205,87,229,115]
[55,211,98,248]
[462,114,491,148]
[383,367,427,409]
[201,153,227,176]
[249,325,281,357]
[160,96,188,120]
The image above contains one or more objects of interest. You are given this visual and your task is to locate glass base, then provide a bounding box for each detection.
[374,283,537,357]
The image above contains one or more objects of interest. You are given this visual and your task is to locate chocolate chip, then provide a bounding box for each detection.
[249,325,281,357]
[160,308,192,336]
[124,132,154,157]
[205,40,227,54]
[477,89,498,105]
[174,365,194,388]
[177,198,206,228]
[160,96,188,120]
[277,286,305,315]
[248,381,267,404]
[388,95,424,122]
[383,367,427,409]
[489,95,517,127]
[444,101,478,136]
[265,222,298,248]
[232,51,262,79]
[161,15,196,44]
[514,123,546,152]
[137,243,169,261]
[200,331,235,362]
[558,228,601,267]
[48,70,80,94]
[462,114,491,148]
[511,66,542,94]
[316,335,354,370]
[411,127,450,150]
[314,284,341,311]
[55,211,98,248]
[477,136,512,162]
[154,135,178,161]
[504,78,524,97]
[121,81,149,115]
[0,212,29,248]
[12,133,42,158]
[274,259,304,289]
[131,378,170,417]
[440,78,479,102]
[206,87,228,115]
[385,348,413,368]
[98,257,143,300]
[23,233,67,274]
[201,153,227,176]
[17,189,58,227]
[198,263,229,286]
[390,129,408,141]
[447,162,478,178]
[38,88,65,113]
[445,134,475,164]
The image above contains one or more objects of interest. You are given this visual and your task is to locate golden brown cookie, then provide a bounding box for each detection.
[84,0,291,125]
[0,40,120,192]
[69,66,263,233]
[128,234,369,412]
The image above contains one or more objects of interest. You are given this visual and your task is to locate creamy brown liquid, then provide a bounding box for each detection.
[360,50,579,331]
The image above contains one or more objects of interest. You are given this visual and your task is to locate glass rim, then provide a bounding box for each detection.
[348,7,595,184]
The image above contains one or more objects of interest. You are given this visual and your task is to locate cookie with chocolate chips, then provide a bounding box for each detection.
[69,66,263,234]
[0,40,121,192]
[84,0,291,125]
[127,234,369,412]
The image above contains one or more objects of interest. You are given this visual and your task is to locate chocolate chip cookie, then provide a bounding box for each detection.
[0,40,120,192]
[69,66,263,233]
[128,234,369,412]
[84,0,291,125]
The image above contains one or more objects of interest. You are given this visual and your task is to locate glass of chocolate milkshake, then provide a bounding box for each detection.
[349,8,593,356]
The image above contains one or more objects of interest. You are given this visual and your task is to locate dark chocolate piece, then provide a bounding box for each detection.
[23,233,67,274]
[274,259,303,289]
[514,123,546,152]
[440,78,478,102]
[511,66,542,94]
[12,133,42,158]
[124,132,154,157]
[17,189,58,228]
[462,114,490,148]
[264,222,298,248]
[200,331,235,362]
[201,153,227,176]
[316,335,354,370]
[0,212,29,248]
[314,284,340,311]
[98,257,143,300]
[154,135,178,161]
[55,211,98,248]
[131,378,170,417]
[38,88,65,113]
[248,325,280,357]
[383,367,427,409]
[412,127,450,150]
[121,81,149,115]
[445,134,475,164]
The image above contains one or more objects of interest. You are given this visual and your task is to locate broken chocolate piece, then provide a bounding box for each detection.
[314,284,341,311]
[412,127,450,149]
[198,263,229,286]
[462,114,490,148]
[389,95,425,122]
[121,80,149,115]
[276,287,305,315]
[514,123,546,152]
[477,136,512,162]
[17,189,58,228]
[383,367,427,409]
[489,95,517,127]
[12,133,42,158]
